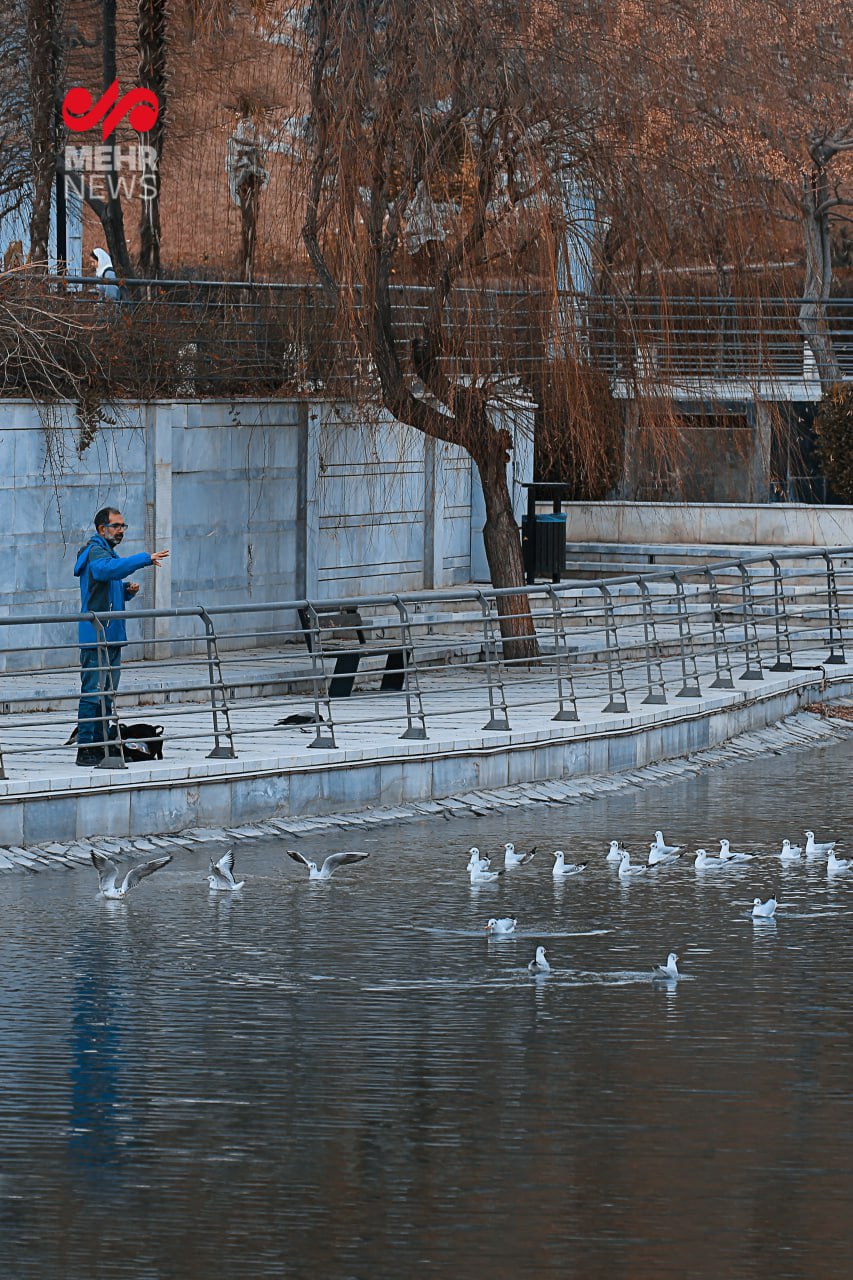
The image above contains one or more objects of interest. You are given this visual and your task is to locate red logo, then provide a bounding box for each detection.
[62,81,159,140]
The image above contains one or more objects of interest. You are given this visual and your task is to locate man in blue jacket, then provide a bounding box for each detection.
[74,507,169,766]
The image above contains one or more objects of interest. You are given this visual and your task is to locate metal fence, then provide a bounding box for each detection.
[0,546,850,778]
[4,277,853,398]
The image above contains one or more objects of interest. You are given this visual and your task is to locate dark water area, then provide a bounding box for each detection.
[1,738,852,1279]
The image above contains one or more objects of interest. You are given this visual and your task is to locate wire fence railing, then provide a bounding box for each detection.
[3,278,853,400]
[0,546,850,778]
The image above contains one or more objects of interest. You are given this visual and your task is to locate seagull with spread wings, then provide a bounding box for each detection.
[91,850,172,899]
[286,849,370,881]
[206,848,245,892]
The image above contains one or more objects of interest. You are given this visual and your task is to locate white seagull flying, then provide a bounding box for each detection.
[206,848,244,892]
[287,849,370,880]
[91,850,172,899]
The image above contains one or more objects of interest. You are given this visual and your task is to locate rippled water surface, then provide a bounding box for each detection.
[2,738,853,1279]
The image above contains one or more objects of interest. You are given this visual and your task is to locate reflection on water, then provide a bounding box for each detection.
[1,738,852,1278]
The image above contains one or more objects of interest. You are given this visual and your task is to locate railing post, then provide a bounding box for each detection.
[637,578,667,704]
[303,601,337,748]
[598,584,628,713]
[671,573,701,698]
[92,614,127,770]
[476,590,511,731]
[391,595,428,739]
[822,551,847,664]
[768,555,794,672]
[704,568,734,689]
[546,586,579,721]
[197,607,238,758]
[737,562,764,680]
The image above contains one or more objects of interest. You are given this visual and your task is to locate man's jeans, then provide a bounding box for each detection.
[77,645,121,745]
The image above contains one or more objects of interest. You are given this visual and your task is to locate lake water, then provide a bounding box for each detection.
[1,737,852,1279]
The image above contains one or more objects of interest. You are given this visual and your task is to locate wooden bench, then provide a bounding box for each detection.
[297,606,412,698]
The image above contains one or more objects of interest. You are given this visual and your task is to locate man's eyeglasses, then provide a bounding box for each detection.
[105,521,128,530]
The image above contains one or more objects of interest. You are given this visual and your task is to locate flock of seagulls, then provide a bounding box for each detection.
[468,835,680,978]
[469,822,847,975]
[89,816,845,981]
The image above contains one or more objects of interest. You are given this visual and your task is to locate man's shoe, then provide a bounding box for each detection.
[75,746,104,767]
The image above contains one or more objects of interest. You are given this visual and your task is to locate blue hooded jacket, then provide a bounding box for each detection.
[74,534,153,646]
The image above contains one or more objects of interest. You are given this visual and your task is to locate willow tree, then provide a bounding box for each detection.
[298,0,599,654]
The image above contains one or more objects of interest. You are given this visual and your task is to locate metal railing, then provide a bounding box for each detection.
[4,279,853,399]
[0,545,851,778]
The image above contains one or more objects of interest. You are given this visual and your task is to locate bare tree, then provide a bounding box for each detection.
[296,0,607,653]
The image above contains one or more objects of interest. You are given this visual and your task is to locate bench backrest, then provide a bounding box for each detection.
[298,607,366,652]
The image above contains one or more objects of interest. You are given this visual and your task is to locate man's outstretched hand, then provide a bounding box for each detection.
[151,550,170,567]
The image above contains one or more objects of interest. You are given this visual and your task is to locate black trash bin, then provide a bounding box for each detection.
[521,512,566,580]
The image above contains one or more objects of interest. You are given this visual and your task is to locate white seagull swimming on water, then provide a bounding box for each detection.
[828,850,853,873]
[552,850,588,878]
[778,839,802,862]
[653,952,680,980]
[652,830,682,856]
[618,851,647,878]
[719,839,754,863]
[469,862,504,884]
[503,842,536,868]
[528,946,551,974]
[485,916,517,935]
[91,849,172,899]
[467,847,491,873]
[804,830,836,857]
[606,840,625,862]
[752,896,777,918]
[694,849,723,870]
[648,842,682,866]
[206,848,244,891]
[286,849,370,880]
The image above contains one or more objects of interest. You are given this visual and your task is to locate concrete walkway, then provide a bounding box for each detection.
[1,638,852,849]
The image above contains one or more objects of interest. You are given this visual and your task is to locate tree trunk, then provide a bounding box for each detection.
[798,166,840,390]
[470,427,539,663]
[27,0,62,265]
[137,0,166,276]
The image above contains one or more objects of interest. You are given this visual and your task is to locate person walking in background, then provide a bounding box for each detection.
[73,507,169,766]
[91,248,123,302]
